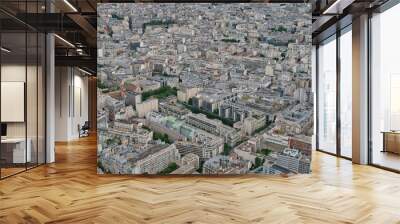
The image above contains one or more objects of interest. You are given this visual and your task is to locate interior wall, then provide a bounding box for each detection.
[72,73,89,138]
[54,67,89,141]
[55,66,69,141]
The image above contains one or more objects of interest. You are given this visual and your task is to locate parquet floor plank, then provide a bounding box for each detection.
[0,135,399,223]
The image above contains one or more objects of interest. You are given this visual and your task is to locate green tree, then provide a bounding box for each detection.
[197,161,205,173]
[153,132,172,144]
[97,80,107,89]
[221,38,240,43]
[260,148,272,156]
[253,157,265,169]
[223,143,232,155]
[158,163,179,174]
[142,86,177,101]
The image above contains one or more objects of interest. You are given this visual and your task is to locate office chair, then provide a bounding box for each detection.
[79,121,90,138]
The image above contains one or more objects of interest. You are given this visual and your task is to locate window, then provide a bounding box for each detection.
[317,35,337,154]
[339,27,352,158]
[370,3,400,171]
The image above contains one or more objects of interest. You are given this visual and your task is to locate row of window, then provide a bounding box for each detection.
[315,3,400,172]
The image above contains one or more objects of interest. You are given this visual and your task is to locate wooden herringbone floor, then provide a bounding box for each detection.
[1,135,400,224]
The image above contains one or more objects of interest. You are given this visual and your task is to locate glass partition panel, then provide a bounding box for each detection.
[0,0,47,179]
[27,31,38,169]
[1,31,27,178]
[38,32,45,165]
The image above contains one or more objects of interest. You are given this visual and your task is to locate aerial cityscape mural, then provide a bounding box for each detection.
[97,3,313,175]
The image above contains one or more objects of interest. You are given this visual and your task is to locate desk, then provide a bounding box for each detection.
[382,131,400,154]
[1,138,31,163]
